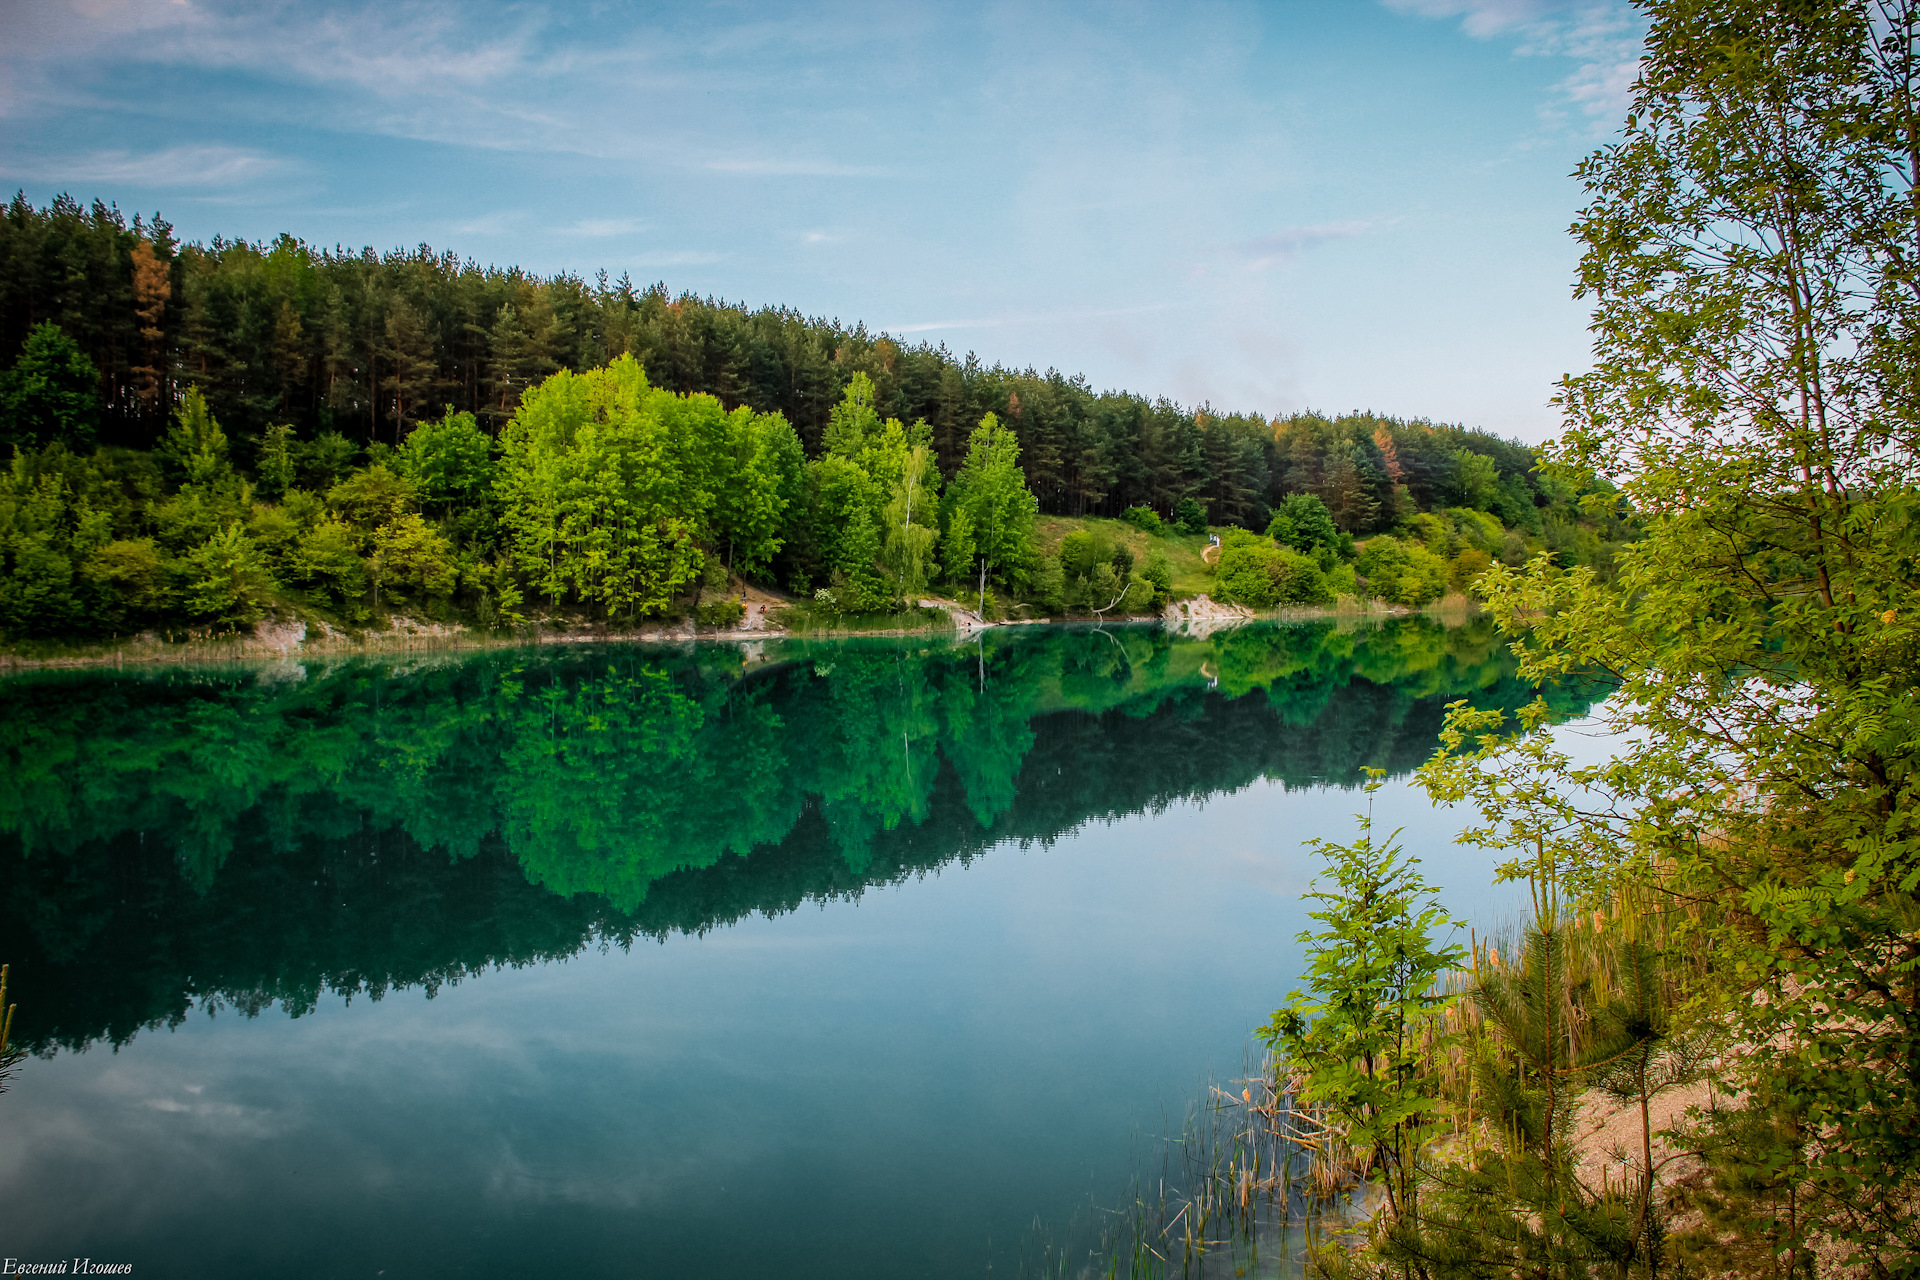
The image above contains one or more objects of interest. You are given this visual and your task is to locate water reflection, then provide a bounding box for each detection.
[0,618,1597,1055]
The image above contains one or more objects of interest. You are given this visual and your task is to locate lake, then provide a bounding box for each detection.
[0,618,1598,1278]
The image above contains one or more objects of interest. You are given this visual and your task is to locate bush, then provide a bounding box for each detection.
[1357,535,1448,606]
[1448,547,1492,593]
[1215,530,1333,608]
[183,523,276,624]
[1058,529,1104,577]
[695,598,746,627]
[1030,554,1066,614]
[1273,550,1334,605]
[1172,496,1208,535]
[1120,506,1163,534]
[1142,554,1172,607]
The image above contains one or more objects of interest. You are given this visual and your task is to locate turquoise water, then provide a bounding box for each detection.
[0,619,1594,1277]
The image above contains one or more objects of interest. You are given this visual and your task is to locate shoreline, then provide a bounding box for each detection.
[0,595,1467,674]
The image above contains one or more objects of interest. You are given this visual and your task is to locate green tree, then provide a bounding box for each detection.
[1448,449,1500,512]
[0,322,100,453]
[393,409,494,518]
[161,387,236,490]
[1267,491,1339,553]
[1420,1,1920,1269]
[1261,773,1464,1234]
[880,442,940,600]
[803,454,886,611]
[291,519,367,607]
[0,457,82,635]
[370,513,456,610]
[495,356,708,619]
[712,406,803,582]
[327,464,418,535]
[256,423,297,498]
[945,413,1038,613]
[1216,529,1332,608]
[183,523,276,624]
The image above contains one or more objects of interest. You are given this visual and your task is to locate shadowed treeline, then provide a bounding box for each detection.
[0,619,1601,1053]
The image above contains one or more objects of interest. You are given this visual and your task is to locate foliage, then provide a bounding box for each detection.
[0,197,1631,641]
[1413,0,1920,1271]
[1171,495,1208,535]
[1141,554,1171,608]
[1215,529,1332,608]
[1357,536,1448,606]
[0,196,1599,541]
[694,597,745,627]
[495,356,773,620]
[394,410,495,518]
[182,522,275,623]
[945,413,1038,611]
[1,322,99,452]
[1267,492,1341,554]
[1260,773,1464,1230]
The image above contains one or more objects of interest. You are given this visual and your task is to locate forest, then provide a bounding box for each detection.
[0,195,1632,643]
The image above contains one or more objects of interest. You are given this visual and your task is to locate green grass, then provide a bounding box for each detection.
[1033,514,1222,599]
[769,603,955,635]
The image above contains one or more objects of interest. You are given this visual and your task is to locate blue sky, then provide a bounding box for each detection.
[0,0,1644,442]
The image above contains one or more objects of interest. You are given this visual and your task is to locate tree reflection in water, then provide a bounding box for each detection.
[0,617,1600,1054]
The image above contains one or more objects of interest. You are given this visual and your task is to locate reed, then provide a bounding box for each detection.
[1023,1047,1355,1279]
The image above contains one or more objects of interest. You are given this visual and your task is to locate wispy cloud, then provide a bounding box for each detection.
[1225,221,1373,270]
[1382,0,1645,128]
[626,250,724,267]
[889,303,1176,336]
[1382,0,1557,38]
[705,158,884,178]
[563,217,647,238]
[448,211,527,239]
[1,143,284,187]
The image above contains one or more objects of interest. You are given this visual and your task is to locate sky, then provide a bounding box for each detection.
[0,0,1646,443]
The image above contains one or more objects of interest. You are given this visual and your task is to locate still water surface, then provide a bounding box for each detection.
[0,619,1598,1277]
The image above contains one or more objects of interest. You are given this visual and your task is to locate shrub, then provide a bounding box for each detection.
[1142,554,1172,607]
[1357,535,1448,606]
[695,598,746,627]
[1172,496,1208,535]
[1121,505,1163,534]
[1058,529,1104,577]
[1030,554,1066,613]
[1448,547,1492,593]
[1216,530,1333,608]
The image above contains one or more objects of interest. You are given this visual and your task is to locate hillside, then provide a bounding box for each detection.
[0,196,1633,646]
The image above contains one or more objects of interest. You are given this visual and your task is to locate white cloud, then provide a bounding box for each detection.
[705,158,884,177]
[1381,0,1556,38]
[626,250,724,267]
[1225,220,1374,270]
[447,210,526,237]
[563,217,647,238]
[1383,0,1644,128]
[1,143,284,187]
[888,303,1176,336]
